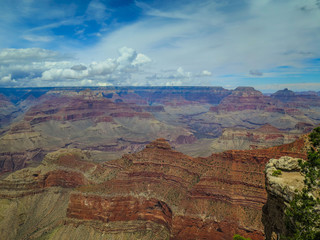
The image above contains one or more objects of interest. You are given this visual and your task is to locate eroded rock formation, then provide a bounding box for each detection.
[1,86,320,174]
[0,136,309,240]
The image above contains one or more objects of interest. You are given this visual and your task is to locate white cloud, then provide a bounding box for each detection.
[0,48,63,64]
[85,0,108,22]
[0,0,319,88]
[22,35,54,42]
[132,53,151,66]
[0,74,13,83]
[201,70,212,76]
[96,82,113,87]
[176,67,191,78]
[80,0,320,86]
[166,80,182,86]
[0,47,152,86]
[117,47,138,70]
[41,68,87,81]
[89,59,118,75]
[142,67,214,86]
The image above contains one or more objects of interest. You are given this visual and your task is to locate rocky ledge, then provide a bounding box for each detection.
[263,155,320,240]
[265,156,304,202]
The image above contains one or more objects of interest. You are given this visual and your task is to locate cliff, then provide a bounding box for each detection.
[271,88,320,107]
[210,124,300,152]
[209,87,303,115]
[263,154,320,240]
[1,86,320,175]
[0,93,194,173]
[0,136,309,240]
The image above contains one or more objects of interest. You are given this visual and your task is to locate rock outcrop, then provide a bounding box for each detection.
[262,155,320,240]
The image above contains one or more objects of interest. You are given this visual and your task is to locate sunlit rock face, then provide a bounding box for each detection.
[0,136,308,240]
[262,156,309,240]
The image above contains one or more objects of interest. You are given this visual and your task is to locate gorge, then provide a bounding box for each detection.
[0,86,319,239]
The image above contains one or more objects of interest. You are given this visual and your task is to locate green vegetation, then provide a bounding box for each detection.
[233,234,252,240]
[284,127,320,240]
[272,169,282,177]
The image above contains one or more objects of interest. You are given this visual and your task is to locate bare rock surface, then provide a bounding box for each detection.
[0,135,308,240]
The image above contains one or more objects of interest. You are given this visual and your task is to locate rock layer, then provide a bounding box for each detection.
[0,136,309,240]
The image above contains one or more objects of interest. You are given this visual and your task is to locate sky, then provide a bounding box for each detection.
[0,0,320,92]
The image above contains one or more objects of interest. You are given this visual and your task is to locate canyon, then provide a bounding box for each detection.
[0,136,308,239]
[1,86,319,174]
[0,86,319,239]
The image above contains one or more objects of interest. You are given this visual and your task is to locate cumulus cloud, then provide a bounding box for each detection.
[0,74,13,83]
[82,0,320,87]
[41,68,86,81]
[88,59,118,75]
[200,70,212,76]
[132,53,151,66]
[0,47,152,87]
[1,0,319,88]
[0,48,73,86]
[39,47,151,84]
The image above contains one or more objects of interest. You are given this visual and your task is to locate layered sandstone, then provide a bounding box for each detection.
[210,124,300,151]
[0,91,197,173]
[209,87,302,114]
[0,136,309,240]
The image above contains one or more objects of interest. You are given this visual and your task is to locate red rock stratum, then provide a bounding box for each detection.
[0,136,308,239]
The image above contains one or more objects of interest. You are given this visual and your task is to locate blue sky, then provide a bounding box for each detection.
[0,0,320,91]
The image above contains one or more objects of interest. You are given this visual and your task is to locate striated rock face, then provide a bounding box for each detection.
[0,92,196,173]
[2,86,320,175]
[2,87,320,239]
[67,194,173,229]
[210,124,301,152]
[0,137,309,240]
[210,87,278,112]
[23,95,153,124]
[209,87,314,117]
